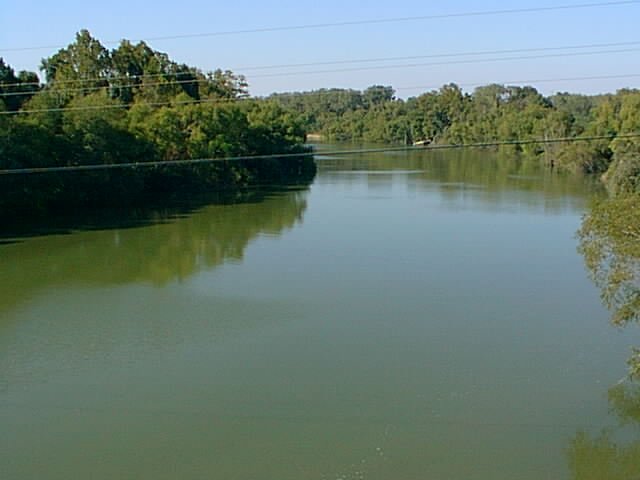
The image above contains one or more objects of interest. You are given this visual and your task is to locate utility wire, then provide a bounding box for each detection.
[4,39,639,90]
[246,47,640,79]
[0,96,242,115]
[234,40,640,71]
[0,78,213,98]
[1,133,638,175]
[2,40,640,95]
[3,70,640,116]
[1,0,638,52]
[1,70,227,89]
[6,71,633,100]
[3,50,640,115]
[2,72,212,89]
[395,73,640,92]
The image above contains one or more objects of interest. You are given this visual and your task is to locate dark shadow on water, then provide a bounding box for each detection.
[0,183,312,318]
[0,184,310,244]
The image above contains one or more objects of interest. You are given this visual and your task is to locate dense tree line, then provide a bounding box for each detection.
[270,84,640,194]
[2,30,639,220]
[270,82,640,377]
[0,31,314,217]
[0,187,309,314]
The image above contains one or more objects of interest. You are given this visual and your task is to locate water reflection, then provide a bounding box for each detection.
[568,382,640,479]
[0,187,309,316]
[578,195,640,376]
[317,148,603,213]
[1,149,635,480]
[573,194,640,478]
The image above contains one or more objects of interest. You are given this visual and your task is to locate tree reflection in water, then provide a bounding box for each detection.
[578,194,640,376]
[0,187,310,316]
[572,194,640,479]
[568,382,640,480]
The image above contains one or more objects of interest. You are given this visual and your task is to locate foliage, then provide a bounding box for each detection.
[0,57,40,111]
[578,194,640,375]
[3,29,640,214]
[579,195,640,327]
[567,382,640,480]
[269,84,639,193]
[0,32,314,217]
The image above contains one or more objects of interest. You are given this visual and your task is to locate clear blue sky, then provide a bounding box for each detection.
[2,1,639,97]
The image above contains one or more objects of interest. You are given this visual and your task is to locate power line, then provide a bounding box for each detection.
[3,49,640,115]
[0,78,211,98]
[4,39,639,90]
[0,75,175,90]
[395,73,640,92]
[0,96,242,115]
[5,71,627,101]
[1,72,208,89]
[2,40,640,93]
[1,0,638,52]
[267,73,640,96]
[247,47,640,79]
[234,40,640,71]
[1,133,638,175]
[2,70,639,116]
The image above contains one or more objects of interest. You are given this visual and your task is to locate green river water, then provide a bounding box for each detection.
[1,147,638,479]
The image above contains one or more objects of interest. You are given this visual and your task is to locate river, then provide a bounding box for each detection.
[1,147,638,479]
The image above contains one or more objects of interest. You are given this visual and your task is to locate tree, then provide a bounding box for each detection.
[0,58,40,111]
[41,29,111,89]
[1,32,314,217]
[579,194,640,376]
[201,69,249,100]
[363,85,394,108]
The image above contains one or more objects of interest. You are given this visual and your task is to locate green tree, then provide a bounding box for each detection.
[41,29,111,89]
[362,85,394,108]
[0,58,40,111]
[200,69,249,100]
[579,194,640,375]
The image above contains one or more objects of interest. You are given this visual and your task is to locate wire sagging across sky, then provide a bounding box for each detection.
[2,71,639,116]
[1,0,638,52]
[2,39,640,92]
[2,133,638,175]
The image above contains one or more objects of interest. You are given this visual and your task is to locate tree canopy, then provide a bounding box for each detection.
[3,29,640,217]
[0,31,313,217]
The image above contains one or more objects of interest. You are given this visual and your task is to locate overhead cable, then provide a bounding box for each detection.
[3,70,640,116]
[1,133,638,175]
[4,39,639,90]
[1,0,638,52]
[0,41,640,92]
[246,47,640,78]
